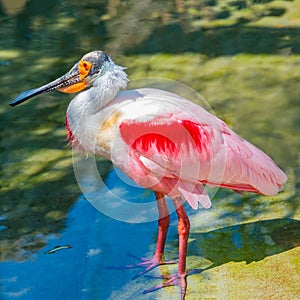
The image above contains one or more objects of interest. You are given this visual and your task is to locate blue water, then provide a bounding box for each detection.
[1,167,299,299]
[0,169,181,300]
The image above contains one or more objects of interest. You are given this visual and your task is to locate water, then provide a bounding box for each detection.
[0,184,157,299]
[1,167,299,299]
[1,0,300,299]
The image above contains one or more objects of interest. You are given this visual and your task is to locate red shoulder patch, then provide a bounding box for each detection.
[119,115,212,159]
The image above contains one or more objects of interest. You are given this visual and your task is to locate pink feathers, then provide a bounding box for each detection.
[120,115,212,160]
[119,113,287,209]
[65,86,287,209]
[222,129,287,196]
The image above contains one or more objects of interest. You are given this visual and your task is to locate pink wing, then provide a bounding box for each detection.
[119,113,287,208]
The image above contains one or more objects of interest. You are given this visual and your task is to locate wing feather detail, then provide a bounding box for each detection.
[120,115,215,162]
[119,113,287,208]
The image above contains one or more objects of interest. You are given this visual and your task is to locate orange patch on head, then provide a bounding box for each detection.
[57,60,93,93]
[79,60,93,80]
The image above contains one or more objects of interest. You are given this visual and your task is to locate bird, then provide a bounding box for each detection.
[10,50,287,299]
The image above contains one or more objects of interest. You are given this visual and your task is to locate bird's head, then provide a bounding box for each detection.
[9,51,116,107]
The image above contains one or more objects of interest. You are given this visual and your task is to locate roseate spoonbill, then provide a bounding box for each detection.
[10,51,287,299]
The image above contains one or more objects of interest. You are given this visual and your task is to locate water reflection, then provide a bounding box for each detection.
[0,159,111,262]
[1,168,299,299]
[189,219,300,268]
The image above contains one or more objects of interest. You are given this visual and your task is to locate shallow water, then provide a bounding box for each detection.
[1,0,300,299]
[1,167,299,299]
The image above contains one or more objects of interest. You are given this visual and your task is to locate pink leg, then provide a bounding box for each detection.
[173,197,190,297]
[153,191,170,262]
[144,197,190,299]
[125,192,175,279]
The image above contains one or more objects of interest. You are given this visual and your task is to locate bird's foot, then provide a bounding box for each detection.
[126,254,177,279]
[143,269,201,299]
[143,272,187,300]
[106,253,177,279]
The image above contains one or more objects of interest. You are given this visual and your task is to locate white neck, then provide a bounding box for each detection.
[89,61,128,111]
[66,61,128,152]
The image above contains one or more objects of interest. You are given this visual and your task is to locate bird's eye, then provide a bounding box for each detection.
[83,62,88,70]
[78,60,93,80]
